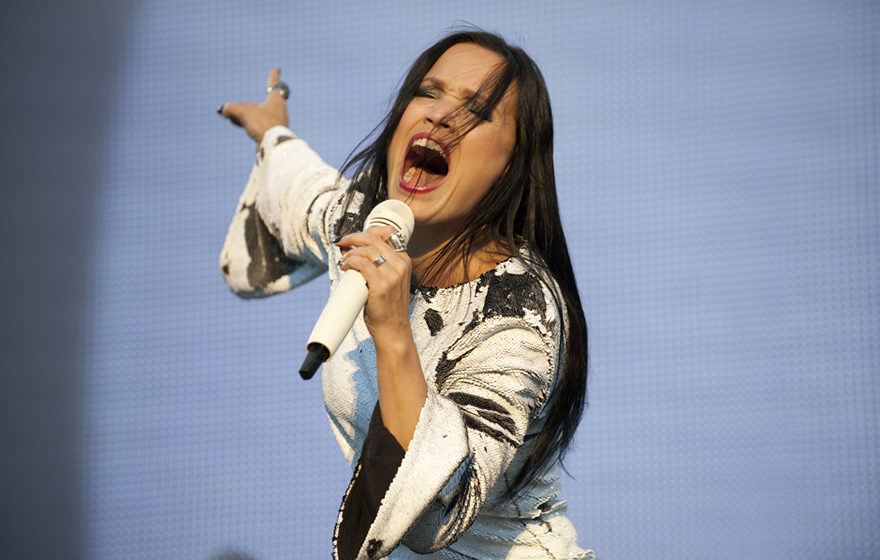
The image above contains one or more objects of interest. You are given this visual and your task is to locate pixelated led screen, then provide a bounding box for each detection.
[83,2,878,558]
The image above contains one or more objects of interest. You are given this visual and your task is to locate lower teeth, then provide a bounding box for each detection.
[403,167,416,182]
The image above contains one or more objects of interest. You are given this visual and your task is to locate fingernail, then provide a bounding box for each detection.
[332,236,342,244]
[216,104,225,115]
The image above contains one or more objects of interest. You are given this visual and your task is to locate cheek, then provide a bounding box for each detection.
[387,135,406,176]
[388,105,418,166]
[478,135,515,181]
[478,124,514,161]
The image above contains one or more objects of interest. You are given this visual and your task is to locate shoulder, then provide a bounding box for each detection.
[426,255,564,388]
[426,255,565,425]
[470,255,563,340]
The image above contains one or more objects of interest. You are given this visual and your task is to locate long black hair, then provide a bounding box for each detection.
[337,30,588,497]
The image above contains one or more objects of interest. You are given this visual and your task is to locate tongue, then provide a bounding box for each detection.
[404,166,443,188]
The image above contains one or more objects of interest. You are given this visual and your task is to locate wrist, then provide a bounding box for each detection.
[258,125,295,153]
[371,324,416,357]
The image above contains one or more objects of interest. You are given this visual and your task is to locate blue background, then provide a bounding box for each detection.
[1,2,877,559]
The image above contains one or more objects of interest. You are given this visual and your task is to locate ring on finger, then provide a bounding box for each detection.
[373,254,387,267]
[267,81,290,100]
[388,231,407,252]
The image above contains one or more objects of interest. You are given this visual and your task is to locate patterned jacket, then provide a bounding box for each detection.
[220,126,593,560]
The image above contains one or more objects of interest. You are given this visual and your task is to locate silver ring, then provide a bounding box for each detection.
[267,81,290,100]
[373,254,386,267]
[388,231,407,252]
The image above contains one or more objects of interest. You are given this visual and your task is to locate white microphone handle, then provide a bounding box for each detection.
[305,269,368,356]
[299,199,414,379]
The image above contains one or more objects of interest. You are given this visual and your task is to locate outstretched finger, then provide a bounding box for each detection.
[266,67,281,88]
[263,68,290,106]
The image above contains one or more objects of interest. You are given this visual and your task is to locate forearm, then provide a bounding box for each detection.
[220,123,351,298]
[373,327,428,451]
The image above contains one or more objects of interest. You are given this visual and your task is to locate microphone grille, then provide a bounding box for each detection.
[365,199,415,238]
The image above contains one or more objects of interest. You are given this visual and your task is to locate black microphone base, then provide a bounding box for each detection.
[299,343,330,380]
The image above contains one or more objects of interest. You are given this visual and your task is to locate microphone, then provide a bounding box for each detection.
[299,199,414,379]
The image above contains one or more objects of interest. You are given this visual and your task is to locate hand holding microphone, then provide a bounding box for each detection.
[299,200,414,379]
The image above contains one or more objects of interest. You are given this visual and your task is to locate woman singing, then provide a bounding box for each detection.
[218,30,593,560]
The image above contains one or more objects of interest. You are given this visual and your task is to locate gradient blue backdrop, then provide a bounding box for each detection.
[69,1,879,559]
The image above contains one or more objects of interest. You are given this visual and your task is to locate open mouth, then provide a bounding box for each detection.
[399,133,449,193]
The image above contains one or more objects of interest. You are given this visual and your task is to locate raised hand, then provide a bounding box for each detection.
[218,68,289,143]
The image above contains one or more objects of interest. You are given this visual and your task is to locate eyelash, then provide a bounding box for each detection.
[415,87,439,99]
[415,87,493,122]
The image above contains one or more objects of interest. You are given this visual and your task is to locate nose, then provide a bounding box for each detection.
[424,99,455,130]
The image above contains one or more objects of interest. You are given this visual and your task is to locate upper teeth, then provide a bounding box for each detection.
[413,137,445,156]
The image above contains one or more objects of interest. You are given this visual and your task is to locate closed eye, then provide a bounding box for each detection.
[466,99,492,122]
[415,86,441,99]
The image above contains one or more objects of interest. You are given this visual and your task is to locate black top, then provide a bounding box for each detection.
[336,404,406,560]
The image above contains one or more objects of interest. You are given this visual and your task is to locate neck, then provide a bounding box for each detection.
[408,225,509,288]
